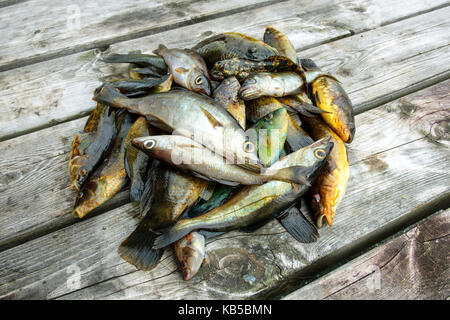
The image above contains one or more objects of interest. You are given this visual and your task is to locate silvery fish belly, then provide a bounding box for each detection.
[239,72,305,100]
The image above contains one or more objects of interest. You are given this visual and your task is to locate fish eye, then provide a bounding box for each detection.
[248,47,257,54]
[144,139,156,149]
[312,193,320,203]
[80,168,87,176]
[314,148,327,159]
[243,141,255,153]
[195,77,203,85]
[266,113,273,120]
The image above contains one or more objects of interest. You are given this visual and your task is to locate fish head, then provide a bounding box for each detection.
[239,74,271,100]
[296,137,334,183]
[132,135,173,159]
[174,232,206,281]
[188,71,211,96]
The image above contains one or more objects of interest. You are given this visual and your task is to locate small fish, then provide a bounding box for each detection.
[245,97,313,152]
[93,86,261,171]
[151,137,333,249]
[251,108,289,167]
[68,103,119,191]
[173,231,206,281]
[102,53,168,75]
[301,115,350,227]
[213,77,246,129]
[132,134,315,186]
[118,161,210,271]
[239,72,305,100]
[192,32,279,68]
[263,26,299,64]
[210,56,301,80]
[72,112,134,218]
[153,44,211,96]
[124,116,155,204]
[301,58,355,143]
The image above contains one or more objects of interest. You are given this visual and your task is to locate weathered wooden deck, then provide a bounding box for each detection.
[0,0,449,300]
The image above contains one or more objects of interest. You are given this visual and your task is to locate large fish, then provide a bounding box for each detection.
[153,44,211,96]
[250,107,288,167]
[118,161,211,271]
[151,137,333,249]
[124,116,154,204]
[132,134,314,186]
[192,32,279,68]
[263,26,299,64]
[68,103,119,191]
[72,111,134,218]
[301,59,355,143]
[301,116,350,227]
[93,86,261,171]
[212,77,246,129]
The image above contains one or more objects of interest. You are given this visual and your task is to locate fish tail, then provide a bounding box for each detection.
[153,44,167,55]
[93,85,130,109]
[277,207,319,243]
[267,166,312,186]
[118,223,164,271]
[152,222,194,249]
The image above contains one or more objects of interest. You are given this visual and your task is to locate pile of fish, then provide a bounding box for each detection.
[68,27,354,281]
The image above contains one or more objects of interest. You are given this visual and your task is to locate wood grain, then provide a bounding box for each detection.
[283,209,450,300]
[0,80,448,299]
[0,0,276,71]
[1,0,449,141]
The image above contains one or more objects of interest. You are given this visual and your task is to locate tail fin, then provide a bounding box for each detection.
[152,224,193,249]
[118,223,164,271]
[153,44,167,55]
[93,85,128,108]
[265,165,311,186]
[277,207,319,243]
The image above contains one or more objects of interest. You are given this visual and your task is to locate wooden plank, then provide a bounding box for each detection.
[0,80,448,299]
[1,8,449,250]
[0,0,275,71]
[1,0,449,141]
[283,209,450,300]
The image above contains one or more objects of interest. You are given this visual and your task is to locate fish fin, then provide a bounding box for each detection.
[124,148,132,179]
[153,227,192,249]
[199,230,226,239]
[236,162,263,173]
[200,182,215,201]
[266,166,311,186]
[118,223,164,271]
[199,107,224,128]
[93,85,129,109]
[153,44,167,55]
[174,67,189,74]
[277,207,319,243]
[191,171,240,186]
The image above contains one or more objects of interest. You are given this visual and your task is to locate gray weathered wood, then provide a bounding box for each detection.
[283,209,450,300]
[1,0,448,141]
[1,8,449,251]
[0,0,274,71]
[0,80,448,299]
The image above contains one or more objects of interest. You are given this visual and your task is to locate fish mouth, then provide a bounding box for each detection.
[239,86,260,100]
